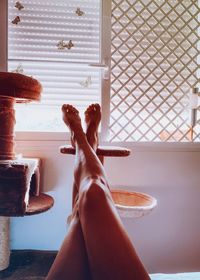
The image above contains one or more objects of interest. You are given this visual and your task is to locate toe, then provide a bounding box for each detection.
[73,106,79,114]
[85,105,91,115]
[90,104,96,112]
[94,103,100,110]
[62,104,72,113]
[85,103,101,117]
[88,104,93,112]
[62,104,79,115]
[62,104,68,111]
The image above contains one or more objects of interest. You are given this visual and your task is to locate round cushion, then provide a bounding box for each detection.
[0,72,42,103]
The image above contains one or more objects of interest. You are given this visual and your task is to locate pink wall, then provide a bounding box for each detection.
[11,141,200,274]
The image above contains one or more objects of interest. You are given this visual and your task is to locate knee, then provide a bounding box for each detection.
[79,181,108,212]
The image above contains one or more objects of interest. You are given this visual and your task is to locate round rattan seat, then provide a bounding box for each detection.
[111,189,157,218]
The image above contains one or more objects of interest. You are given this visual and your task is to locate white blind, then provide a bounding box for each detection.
[8,0,102,132]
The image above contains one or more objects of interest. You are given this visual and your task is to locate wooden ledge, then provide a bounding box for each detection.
[60,145,131,157]
[25,193,54,216]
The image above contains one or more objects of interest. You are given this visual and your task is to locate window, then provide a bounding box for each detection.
[4,0,200,142]
[7,0,111,135]
[109,0,200,142]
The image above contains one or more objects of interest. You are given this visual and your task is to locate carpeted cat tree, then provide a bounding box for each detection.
[0,72,53,271]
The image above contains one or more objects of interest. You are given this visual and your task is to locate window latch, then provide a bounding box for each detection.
[89,63,110,80]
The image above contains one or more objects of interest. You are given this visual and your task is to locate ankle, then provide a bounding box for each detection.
[86,134,98,150]
[75,131,87,146]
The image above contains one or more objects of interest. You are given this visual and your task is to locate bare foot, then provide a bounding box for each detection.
[62,104,85,147]
[85,103,101,150]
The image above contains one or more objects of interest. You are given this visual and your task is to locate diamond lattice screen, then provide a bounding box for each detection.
[110,0,199,142]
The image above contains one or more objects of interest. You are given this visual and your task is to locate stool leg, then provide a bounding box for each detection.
[0,217,10,271]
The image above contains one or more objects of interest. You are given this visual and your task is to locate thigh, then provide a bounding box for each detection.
[79,182,150,280]
[46,217,91,280]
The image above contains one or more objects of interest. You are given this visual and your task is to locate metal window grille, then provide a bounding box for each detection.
[109,0,199,142]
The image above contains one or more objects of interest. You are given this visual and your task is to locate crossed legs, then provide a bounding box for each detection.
[46,104,150,280]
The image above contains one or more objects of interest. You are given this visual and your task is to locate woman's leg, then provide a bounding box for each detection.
[46,105,92,280]
[47,104,102,280]
[72,103,102,207]
[62,104,150,280]
[46,212,91,280]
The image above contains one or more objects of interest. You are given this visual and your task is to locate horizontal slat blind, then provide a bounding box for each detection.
[8,0,101,132]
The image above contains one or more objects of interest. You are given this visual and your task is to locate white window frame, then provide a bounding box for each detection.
[0,0,111,142]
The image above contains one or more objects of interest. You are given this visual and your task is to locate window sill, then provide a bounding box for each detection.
[15,131,70,141]
[15,132,200,152]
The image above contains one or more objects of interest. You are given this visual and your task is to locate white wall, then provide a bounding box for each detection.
[10,141,200,274]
